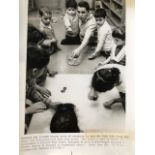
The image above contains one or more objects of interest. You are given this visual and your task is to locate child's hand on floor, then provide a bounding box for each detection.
[103,98,121,109]
[26,102,47,114]
[98,62,106,66]
[103,101,112,109]
[88,52,99,60]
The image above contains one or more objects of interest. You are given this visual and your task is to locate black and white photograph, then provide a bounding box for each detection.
[25,0,127,134]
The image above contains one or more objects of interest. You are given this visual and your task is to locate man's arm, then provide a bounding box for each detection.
[72,24,96,57]
[77,27,94,51]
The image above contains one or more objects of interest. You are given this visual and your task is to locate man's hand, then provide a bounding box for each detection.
[72,48,81,58]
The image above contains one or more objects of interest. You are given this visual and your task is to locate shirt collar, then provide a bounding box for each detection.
[80,13,92,24]
[40,20,52,29]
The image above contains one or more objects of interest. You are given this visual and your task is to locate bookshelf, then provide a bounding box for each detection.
[101,0,125,27]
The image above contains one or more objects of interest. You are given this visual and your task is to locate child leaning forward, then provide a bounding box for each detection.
[98,28,126,66]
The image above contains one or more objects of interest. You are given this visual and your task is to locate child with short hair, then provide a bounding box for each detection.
[61,0,80,45]
[28,24,58,85]
[98,28,126,66]
[88,8,114,60]
[39,7,59,54]
[88,64,125,111]
[25,46,52,133]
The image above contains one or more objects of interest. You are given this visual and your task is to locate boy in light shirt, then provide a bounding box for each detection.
[88,9,114,60]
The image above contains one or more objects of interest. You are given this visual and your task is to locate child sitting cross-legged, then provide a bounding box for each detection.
[61,0,80,45]
[88,8,114,60]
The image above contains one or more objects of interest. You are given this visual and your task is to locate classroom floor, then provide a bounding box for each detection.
[27,10,125,134]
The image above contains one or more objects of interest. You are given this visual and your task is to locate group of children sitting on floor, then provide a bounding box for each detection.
[25,0,126,133]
